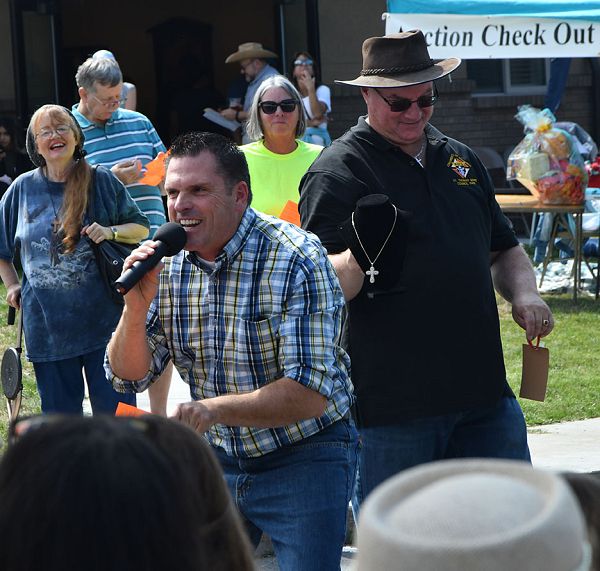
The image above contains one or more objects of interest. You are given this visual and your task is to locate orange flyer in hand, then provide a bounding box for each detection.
[115,402,149,417]
[279,200,300,226]
[138,151,168,186]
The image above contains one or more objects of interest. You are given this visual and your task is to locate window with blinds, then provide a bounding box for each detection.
[466,59,549,95]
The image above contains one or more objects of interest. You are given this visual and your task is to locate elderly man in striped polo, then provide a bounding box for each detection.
[72,56,171,415]
[72,56,166,236]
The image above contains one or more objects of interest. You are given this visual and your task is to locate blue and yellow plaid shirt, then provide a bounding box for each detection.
[109,208,354,458]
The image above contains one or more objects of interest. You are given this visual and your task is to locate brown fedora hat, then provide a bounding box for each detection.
[336,30,461,88]
[225,42,278,64]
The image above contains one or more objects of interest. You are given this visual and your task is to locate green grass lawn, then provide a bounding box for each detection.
[0,286,598,445]
[499,294,600,425]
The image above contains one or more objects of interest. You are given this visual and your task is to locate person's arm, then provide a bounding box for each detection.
[221,108,247,122]
[109,304,155,379]
[109,249,327,424]
[87,167,151,243]
[481,155,554,340]
[328,249,364,301]
[0,258,21,308]
[82,222,148,244]
[107,242,163,380]
[306,87,327,121]
[300,169,365,297]
[175,240,345,433]
[490,245,554,339]
[173,378,327,432]
[298,73,327,120]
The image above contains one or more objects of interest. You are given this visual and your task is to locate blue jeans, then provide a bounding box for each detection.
[353,396,530,516]
[213,418,359,571]
[302,127,331,147]
[33,347,136,414]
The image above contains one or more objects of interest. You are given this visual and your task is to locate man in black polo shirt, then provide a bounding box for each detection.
[299,30,555,511]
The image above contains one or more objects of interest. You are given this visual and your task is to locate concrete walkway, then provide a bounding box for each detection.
[137,372,600,570]
[528,417,600,473]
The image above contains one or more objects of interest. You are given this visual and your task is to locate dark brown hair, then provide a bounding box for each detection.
[0,415,255,571]
[563,472,600,570]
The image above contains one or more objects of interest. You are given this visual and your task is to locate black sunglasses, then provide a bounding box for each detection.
[259,99,299,114]
[373,86,439,113]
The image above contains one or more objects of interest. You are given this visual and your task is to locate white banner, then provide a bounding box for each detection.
[383,13,600,58]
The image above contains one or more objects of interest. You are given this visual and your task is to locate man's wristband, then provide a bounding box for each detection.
[235,110,241,122]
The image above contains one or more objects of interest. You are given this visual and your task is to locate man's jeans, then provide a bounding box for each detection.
[213,418,359,571]
[353,396,530,516]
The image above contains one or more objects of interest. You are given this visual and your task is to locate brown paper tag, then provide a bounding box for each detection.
[520,343,550,402]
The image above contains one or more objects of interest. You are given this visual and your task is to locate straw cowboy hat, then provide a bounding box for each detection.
[225,42,278,64]
[355,458,592,571]
[336,30,461,88]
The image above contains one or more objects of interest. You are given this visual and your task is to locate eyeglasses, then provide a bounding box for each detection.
[36,125,71,140]
[373,86,438,113]
[89,92,126,109]
[293,59,313,66]
[259,99,299,114]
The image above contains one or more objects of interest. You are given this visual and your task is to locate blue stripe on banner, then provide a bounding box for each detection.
[386,0,600,20]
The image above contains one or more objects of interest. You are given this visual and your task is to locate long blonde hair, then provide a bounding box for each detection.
[29,105,92,253]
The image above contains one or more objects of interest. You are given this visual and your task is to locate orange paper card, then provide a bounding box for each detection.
[115,402,149,417]
[279,201,301,226]
[520,343,550,402]
[138,151,167,186]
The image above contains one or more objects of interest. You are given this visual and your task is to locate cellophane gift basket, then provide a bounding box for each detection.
[506,105,587,205]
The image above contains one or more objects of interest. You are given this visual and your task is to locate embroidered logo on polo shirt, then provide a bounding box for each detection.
[448,154,471,177]
[447,154,478,186]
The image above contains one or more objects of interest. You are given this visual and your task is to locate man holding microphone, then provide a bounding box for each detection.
[106,132,358,571]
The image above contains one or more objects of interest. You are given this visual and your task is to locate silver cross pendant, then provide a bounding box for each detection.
[366,265,379,283]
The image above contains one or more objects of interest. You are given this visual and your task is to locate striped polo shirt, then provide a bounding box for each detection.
[72,106,167,236]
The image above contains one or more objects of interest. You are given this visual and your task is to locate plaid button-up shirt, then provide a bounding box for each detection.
[109,208,354,458]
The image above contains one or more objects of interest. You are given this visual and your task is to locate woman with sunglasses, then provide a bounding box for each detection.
[242,75,322,222]
[291,51,332,147]
[0,104,149,414]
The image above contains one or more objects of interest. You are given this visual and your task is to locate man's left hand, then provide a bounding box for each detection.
[172,400,217,433]
[511,294,554,340]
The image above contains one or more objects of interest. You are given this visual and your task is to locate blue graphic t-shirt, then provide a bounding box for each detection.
[0,167,149,362]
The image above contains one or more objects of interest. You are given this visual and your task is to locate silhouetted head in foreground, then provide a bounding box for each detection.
[0,414,254,571]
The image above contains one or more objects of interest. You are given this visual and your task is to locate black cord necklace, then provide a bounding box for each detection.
[43,167,63,266]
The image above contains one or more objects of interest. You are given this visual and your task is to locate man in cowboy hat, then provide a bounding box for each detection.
[299,30,554,510]
[220,42,280,142]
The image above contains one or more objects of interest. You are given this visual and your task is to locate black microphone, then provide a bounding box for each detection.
[114,222,187,295]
